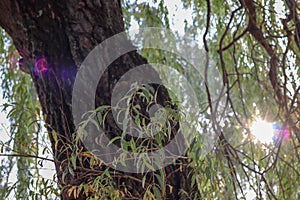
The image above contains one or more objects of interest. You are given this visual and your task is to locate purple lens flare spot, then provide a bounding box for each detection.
[273,123,290,142]
[34,56,49,76]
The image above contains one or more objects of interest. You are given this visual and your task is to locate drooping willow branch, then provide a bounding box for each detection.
[0,153,54,162]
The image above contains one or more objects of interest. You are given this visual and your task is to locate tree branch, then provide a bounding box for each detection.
[0,153,54,162]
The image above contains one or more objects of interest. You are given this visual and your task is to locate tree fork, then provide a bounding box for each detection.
[0,1,194,199]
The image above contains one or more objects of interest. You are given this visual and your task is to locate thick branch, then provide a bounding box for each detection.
[285,0,300,52]
[242,0,282,101]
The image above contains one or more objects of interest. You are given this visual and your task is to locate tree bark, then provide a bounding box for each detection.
[0,1,194,199]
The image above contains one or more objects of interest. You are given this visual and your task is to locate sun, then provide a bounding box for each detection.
[251,119,274,144]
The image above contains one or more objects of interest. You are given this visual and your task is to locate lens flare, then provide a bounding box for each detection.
[34,57,48,76]
[251,119,274,144]
[251,119,290,144]
[273,123,290,142]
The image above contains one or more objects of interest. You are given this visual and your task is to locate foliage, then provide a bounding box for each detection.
[0,29,59,199]
[0,0,300,199]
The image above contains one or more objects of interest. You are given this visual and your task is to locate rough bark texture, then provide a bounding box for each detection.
[0,1,193,199]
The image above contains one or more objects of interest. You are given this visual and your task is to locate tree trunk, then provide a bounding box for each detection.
[0,1,194,199]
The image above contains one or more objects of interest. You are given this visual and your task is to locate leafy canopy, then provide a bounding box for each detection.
[0,0,299,199]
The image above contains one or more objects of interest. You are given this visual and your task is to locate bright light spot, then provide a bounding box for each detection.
[251,119,274,144]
